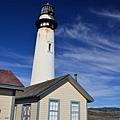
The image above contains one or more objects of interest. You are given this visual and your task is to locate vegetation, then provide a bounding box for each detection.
[88,107,120,120]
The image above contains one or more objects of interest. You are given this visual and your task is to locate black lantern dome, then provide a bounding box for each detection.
[41,3,54,16]
[36,3,57,30]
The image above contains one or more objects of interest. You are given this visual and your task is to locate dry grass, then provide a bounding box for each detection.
[88,110,120,120]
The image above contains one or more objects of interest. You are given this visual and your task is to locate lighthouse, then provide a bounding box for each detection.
[31,3,57,85]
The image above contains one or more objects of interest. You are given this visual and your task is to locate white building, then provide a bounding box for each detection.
[0,70,24,120]
[31,3,57,85]
[15,74,93,120]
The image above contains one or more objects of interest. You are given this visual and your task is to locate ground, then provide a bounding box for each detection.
[88,109,120,120]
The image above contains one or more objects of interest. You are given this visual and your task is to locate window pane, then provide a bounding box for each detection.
[48,42,53,53]
[71,102,80,120]
[49,100,59,120]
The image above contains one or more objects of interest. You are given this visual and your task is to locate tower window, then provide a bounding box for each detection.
[48,41,53,53]
[51,24,54,29]
[46,22,49,26]
[43,22,46,26]
[49,43,51,51]
[40,23,43,26]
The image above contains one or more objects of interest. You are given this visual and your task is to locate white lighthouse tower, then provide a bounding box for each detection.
[31,3,57,85]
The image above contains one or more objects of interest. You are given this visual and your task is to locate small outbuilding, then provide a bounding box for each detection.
[15,74,94,120]
[0,70,25,120]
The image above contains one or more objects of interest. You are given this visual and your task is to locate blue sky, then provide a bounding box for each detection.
[0,0,120,107]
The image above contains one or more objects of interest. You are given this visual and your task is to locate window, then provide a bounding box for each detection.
[22,104,31,120]
[49,99,60,120]
[48,41,53,53]
[71,101,80,120]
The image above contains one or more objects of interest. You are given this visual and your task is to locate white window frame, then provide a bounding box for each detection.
[70,101,80,120]
[48,99,60,120]
[22,104,31,120]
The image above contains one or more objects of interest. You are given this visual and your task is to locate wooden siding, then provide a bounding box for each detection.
[15,104,22,120]
[40,81,87,120]
[0,95,12,120]
[31,102,37,120]
[15,102,37,120]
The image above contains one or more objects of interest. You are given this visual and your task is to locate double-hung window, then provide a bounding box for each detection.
[22,104,31,120]
[49,99,60,120]
[71,101,80,120]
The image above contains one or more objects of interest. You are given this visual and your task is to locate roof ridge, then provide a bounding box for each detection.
[16,74,70,99]
[26,74,70,88]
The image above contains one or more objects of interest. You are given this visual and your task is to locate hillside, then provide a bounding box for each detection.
[88,107,120,120]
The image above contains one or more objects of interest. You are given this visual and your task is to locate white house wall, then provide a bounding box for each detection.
[31,102,37,120]
[15,102,37,120]
[15,104,22,120]
[0,89,13,120]
[40,81,87,120]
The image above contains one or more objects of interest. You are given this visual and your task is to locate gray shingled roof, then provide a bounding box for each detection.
[16,74,94,102]
[16,74,69,99]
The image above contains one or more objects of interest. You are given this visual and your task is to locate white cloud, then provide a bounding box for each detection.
[56,17,120,52]
[17,76,31,87]
[0,46,33,60]
[55,15,120,99]
[0,61,32,69]
[0,46,33,62]
[55,45,120,97]
[90,9,120,21]
[56,21,92,42]
[0,47,33,69]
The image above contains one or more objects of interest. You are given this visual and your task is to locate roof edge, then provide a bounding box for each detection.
[15,74,94,102]
[37,74,94,102]
[16,74,69,99]
[0,84,25,91]
[36,74,70,97]
[68,75,94,103]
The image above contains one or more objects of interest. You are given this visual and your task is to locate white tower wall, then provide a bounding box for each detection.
[31,27,54,85]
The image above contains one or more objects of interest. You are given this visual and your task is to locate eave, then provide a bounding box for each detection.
[0,84,25,91]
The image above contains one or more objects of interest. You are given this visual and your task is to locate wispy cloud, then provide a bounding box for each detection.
[90,9,120,21]
[56,45,120,96]
[0,47,33,70]
[17,76,31,87]
[0,46,33,60]
[0,61,32,69]
[56,18,120,51]
[0,50,32,86]
[55,15,120,100]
